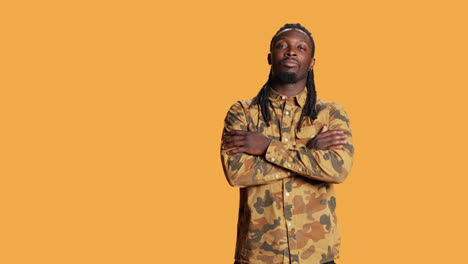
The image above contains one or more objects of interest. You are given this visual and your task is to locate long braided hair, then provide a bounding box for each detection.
[254,23,318,130]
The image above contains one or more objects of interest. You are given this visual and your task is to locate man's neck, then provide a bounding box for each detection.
[271,78,307,97]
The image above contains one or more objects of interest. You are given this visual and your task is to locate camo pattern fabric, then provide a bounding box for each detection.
[221,87,354,264]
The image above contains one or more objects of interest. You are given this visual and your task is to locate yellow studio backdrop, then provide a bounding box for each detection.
[1,1,467,263]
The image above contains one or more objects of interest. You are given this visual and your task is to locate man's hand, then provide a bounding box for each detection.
[222,124,272,155]
[306,125,348,150]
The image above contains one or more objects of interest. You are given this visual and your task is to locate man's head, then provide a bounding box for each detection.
[268,24,316,84]
[254,23,318,129]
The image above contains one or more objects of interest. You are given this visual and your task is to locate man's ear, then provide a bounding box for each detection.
[309,58,316,69]
[267,53,272,65]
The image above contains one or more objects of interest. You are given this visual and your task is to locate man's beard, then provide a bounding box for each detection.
[277,72,298,84]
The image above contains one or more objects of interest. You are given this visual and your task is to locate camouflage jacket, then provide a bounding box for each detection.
[220,87,354,264]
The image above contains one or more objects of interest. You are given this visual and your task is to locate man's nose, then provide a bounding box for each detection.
[285,48,297,56]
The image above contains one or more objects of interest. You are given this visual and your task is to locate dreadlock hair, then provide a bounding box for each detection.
[254,23,318,130]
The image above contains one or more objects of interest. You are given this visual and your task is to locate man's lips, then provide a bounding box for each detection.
[281,59,299,67]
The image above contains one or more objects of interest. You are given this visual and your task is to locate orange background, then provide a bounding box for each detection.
[1,1,467,263]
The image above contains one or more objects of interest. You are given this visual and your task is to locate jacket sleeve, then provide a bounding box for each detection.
[263,102,354,184]
[220,101,291,187]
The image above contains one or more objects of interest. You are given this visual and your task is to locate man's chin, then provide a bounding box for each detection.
[277,72,298,84]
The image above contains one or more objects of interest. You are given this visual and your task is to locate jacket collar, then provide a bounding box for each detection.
[268,86,307,108]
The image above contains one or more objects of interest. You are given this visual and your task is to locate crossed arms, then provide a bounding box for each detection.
[220,101,354,187]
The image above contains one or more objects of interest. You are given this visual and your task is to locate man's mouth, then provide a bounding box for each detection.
[281,59,299,67]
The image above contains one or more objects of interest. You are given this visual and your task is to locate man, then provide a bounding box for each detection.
[221,23,354,264]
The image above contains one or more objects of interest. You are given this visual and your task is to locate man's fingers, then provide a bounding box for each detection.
[223,135,244,143]
[227,147,247,155]
[320,139,348,149]
[316,130,346,139]
[315,133,348,149]
[316,130,345,137]
[223,140,245,149]
[225,130,247,136]
[321,134,348,142]
[316,135,347,147]
[307,128,349,150]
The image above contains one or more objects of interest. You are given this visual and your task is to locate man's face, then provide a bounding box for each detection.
[269,29,315,83]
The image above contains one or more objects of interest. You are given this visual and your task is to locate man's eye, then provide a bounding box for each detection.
[298,46,306,50]
[276,44,287,49]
